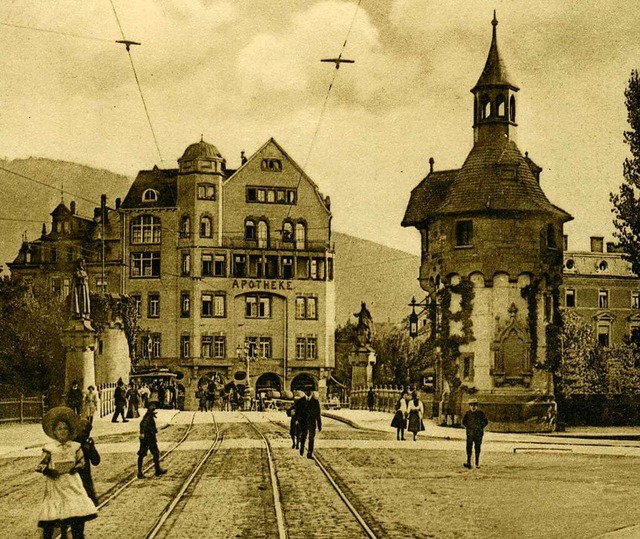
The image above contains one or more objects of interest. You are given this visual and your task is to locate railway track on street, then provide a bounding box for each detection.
[244,412,379,539]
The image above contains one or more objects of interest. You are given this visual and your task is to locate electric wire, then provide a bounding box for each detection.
[284,0,363,222]
[0,20,113,43]
[109,0,164,167]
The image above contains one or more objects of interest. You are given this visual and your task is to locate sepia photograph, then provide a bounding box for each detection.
[1,1,640,538]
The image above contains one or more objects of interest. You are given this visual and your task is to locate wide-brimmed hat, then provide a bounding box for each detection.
[468,398,479,405]
[42,406,83,440]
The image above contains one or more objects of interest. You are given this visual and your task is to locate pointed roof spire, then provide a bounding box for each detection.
[472,12,519,92]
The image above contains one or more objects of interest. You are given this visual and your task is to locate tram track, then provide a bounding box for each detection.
[244,412,379,539]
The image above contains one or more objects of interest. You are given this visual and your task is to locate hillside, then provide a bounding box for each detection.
[333,232,423,326]
[0,158,423,325]
[0,157,132,271]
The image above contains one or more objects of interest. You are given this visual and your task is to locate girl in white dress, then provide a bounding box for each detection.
[36,407,97,539]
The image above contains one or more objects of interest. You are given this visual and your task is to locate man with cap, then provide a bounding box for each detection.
[297,388,322,459]
[462,398,488,469]
[137,401,167,479]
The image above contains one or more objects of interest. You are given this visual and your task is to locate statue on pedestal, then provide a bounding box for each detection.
[70,257,91,320]
[354,302,373,348]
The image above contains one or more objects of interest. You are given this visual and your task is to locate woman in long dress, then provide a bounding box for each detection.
[390,393,408,440]
[36,407,97,538]
[83,386,99,424]
[406,392,425,441]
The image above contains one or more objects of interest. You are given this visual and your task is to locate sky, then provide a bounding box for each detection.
[0,0,638,254]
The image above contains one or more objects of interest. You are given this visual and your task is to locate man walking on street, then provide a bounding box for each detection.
[297,388,322,459]
[111,378,128,423]
[137,401,167,479]
[462,398,488,469]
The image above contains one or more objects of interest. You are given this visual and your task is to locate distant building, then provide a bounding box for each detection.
[9,137,336,408]
[562,235,640,346]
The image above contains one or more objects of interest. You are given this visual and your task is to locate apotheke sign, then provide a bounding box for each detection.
[232,279,293,291]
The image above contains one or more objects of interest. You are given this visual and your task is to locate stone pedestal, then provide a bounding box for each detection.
[349,346,377,388]
[63,318,96,393]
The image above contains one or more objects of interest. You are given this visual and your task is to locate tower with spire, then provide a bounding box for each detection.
[402,14,572,432]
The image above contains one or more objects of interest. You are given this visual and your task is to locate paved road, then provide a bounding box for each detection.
[4,411,640,538]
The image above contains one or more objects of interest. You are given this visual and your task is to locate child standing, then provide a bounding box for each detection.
[36,406,97,539]
[390,394,407,440]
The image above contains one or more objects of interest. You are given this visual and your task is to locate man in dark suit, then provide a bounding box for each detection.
[111,378,128,423]
[462,398,488,469]
[297,388,322,459]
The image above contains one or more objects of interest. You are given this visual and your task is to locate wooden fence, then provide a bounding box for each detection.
[0,395,46,423]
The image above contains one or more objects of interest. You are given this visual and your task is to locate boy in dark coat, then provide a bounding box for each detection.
[137,401,167,479]
[297,389,322,459]
[462,398,489,469]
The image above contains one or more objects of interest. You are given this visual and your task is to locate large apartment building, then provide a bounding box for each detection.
[9,137,336,405]
[561,235,640,346]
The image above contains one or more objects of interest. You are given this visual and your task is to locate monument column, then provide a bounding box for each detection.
[63,258,97,393]
[349,302,377,388]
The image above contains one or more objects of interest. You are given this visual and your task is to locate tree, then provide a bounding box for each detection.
[0,277,66,396]
[611,70,640,274]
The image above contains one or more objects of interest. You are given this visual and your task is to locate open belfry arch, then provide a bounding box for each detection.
[402,13,572,431]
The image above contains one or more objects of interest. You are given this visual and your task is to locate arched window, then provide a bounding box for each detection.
[245,219,256,241]
[510,95,516,122]
[282,221,294,243]
[295,222,306,250]
[481,95,491,119]
[200,216,212,238]
[257,220,268,248]
[142,189,158,202]
[496,94,506,117]
[131,215,161,244]
[180,215,190,238]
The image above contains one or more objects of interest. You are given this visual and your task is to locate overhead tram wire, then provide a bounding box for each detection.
[0,20,113,43]
[109,0,164,168]
[284,0,363,223]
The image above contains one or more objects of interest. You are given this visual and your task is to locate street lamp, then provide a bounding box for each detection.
[408,296,431,339]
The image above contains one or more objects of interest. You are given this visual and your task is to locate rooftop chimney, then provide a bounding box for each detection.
[115,198,121,209]
[70,201,76,215]
[590,236,604,253]
[41,223,46,239]
[429,157,434,174]
[241,151,247,165]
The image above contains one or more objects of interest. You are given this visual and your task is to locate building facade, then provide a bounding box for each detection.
[402,15,572,431]
[562,236,640,346]
[9,138,335,407]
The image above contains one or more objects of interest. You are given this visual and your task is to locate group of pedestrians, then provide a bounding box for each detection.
[66,381,100,424]
[390,390,426,441]
[287,388,322,459]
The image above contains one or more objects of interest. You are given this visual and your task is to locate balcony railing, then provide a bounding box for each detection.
[222,236,334,253]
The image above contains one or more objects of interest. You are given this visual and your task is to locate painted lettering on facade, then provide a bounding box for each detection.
[232,279,293,291]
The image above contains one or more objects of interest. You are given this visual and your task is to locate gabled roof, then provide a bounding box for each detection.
[51,202,71,217]
[120,167,178,209]
[401,169,457,226]
[472,13,519,92]
[225,137,330,214]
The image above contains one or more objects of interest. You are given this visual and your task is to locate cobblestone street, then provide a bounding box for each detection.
[4,411,640,538]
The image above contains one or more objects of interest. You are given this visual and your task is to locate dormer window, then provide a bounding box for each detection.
[197,184,215,200]
[500,167,517,180]
[201,160,212,169]
[181,160,193,172]
[262,158,282,172]
[142,189,158,202]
